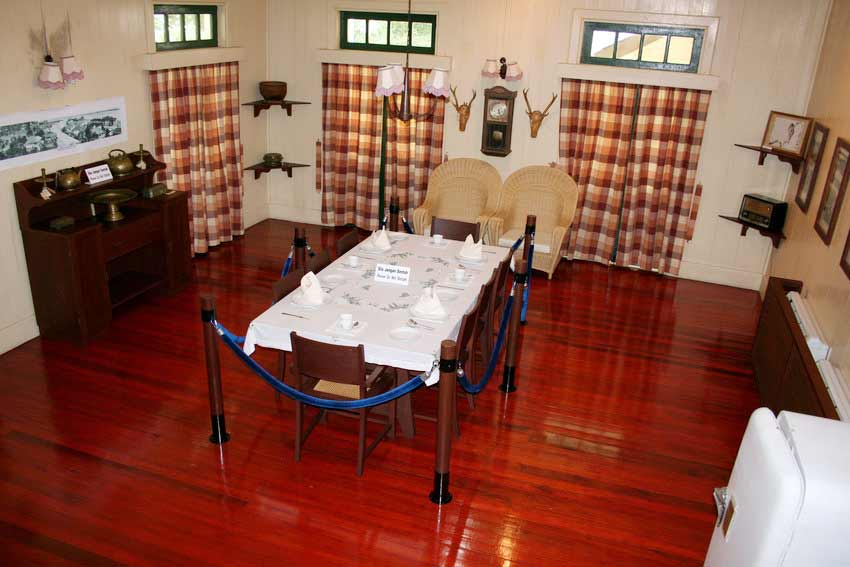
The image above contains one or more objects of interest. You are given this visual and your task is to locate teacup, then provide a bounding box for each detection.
[340,313,354,330]
[432,234,444,245]
[454,268,466,282]
[347,255,360,268]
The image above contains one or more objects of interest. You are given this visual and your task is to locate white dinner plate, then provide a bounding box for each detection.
[456,252,484,263]
[435,288,460,302]
[389,326,420,341]
[290,291,331,309]
[359,243,390,255]
[388,233,410,243]
[409,305,448,322]
[320,273,347,285]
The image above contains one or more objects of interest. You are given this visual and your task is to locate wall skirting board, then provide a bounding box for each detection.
[0,316,38,354]
[677,260,764,291]
[267,205,324,226]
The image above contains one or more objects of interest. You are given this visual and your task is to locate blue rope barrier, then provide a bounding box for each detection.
[521,238,534,324]
[402,217,415,234]
[281,245,294,277]
[212,321,428,410]
[456,290,514,395]
[511,235,524,251]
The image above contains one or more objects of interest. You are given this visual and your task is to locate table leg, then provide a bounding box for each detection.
[395,367,416,438]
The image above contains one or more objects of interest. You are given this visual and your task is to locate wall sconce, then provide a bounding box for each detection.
[60,12,84,83]
[37,2,64,90]
[482,57,523,81]
[423,68,451,98]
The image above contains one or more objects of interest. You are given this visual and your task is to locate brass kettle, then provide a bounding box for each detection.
[56,168,81,190]
[106,149,135,176]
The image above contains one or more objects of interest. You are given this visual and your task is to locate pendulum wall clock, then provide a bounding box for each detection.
[481,86,517,157]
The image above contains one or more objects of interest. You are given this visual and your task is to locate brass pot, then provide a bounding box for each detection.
[106,149,135,176]
[56,168,81,190]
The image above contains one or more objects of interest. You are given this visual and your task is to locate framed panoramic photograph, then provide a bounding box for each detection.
[761,110,813,158]
[815,137,850,244]
[841,228,850,281]
[796,122,829,212]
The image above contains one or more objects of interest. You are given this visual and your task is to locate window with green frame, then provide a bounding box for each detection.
[154,4,218,51]
[340,11,436,55]
[581,21,704,73]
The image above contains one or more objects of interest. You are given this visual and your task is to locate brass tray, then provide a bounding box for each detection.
[89,188,138,222]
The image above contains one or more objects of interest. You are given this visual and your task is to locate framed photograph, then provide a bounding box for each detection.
[815,137,850,244]
[841,228,850,281]
[796,122,829,212]
[761,111,813,158]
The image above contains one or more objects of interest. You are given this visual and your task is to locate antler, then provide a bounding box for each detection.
[450,86,461,111]
[541,93,558,116]
[522,88,533,115]
[468,90,477,106]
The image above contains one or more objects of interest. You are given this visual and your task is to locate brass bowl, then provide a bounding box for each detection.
[89,188,137,222]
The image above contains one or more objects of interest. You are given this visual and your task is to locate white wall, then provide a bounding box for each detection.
[0,0,267,353]
[265,0,830,290]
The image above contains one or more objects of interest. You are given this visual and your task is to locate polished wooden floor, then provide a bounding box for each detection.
[0,220,762,566]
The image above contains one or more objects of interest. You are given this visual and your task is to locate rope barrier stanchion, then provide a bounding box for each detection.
[293,227,307,272]
[402,216,415,234]
[430,339,457,505]
[500,260,527,393]
[520,215,536,325]
[201,296,230,444]
[389,195,400,232]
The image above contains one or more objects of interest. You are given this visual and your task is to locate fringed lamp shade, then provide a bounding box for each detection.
[423,68,450,98]
[504,62,523,81]
[38,60,64,90]
[481,59,499,78]
[375,65,405,96]
[60,55,84,83]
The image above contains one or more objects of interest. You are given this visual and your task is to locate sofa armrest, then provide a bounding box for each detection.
[412,207,431,235]
[487,216,505,247]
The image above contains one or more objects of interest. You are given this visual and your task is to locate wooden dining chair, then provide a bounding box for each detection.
[335,229,360,258]
[475,270,498,371]
[490,257,511,338]
[306,249,331,273]
[290,332,396,476]
[270,268,305,398]
[431,217,480,242]
[456,289,485,410]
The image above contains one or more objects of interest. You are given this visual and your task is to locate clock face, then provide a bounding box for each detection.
[488,100,509,123]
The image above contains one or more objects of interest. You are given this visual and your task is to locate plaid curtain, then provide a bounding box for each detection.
[616,86,710,275]
[321,64,382,229]
[149,62,244,254]
[559,79,637,264]
[384,69,446,220]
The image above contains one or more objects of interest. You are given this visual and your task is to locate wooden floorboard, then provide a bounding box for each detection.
[0,219,761,566]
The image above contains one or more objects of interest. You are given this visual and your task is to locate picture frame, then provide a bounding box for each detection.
[796,122,829,212]
[761,110,813,158]
[841,227,850,281]
[815,137,850,245]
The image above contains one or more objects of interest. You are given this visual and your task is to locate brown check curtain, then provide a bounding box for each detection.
[150,62,244,255]
[616,85,709,274]
[384,68,446,221]
[559,79,637,264]
[559,79,708,274]
[321,64,382,229]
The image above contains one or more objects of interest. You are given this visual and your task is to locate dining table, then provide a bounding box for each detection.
[242,231,508,435]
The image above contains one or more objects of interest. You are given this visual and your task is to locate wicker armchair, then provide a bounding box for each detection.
[413,159,502,242]
[487,166,579,279]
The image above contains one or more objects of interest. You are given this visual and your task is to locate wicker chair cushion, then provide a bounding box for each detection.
[313,380,360,399]
[498,229,552,254]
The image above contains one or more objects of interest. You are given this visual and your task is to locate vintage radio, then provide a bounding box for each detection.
[738,193,788,231]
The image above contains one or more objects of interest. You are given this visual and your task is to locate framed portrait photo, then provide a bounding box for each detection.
[796,122,829,212]
[815,137,850,244]
[841,228,850,281]
[761,111,813,158]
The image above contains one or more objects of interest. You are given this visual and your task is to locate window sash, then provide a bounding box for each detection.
[580,21,703,73]
[154,4,218,51]
[339,11,436,55]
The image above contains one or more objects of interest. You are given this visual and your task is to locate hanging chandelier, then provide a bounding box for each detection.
[373,0,449,122]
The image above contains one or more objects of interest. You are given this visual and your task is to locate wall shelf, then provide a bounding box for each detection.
[242,99,310,118]
[719,215,786,249]
[734,144,803,174]
[244,161,309,180]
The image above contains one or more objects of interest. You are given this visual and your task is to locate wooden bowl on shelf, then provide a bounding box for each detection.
[259,81,287,101]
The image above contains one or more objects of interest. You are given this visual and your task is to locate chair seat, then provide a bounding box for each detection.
[313,380,360,399]
[498,229,552,253]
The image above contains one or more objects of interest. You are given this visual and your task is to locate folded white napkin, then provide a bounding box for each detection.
[458,234,483,260]
[370,229,392,251]
[413,287,447,318]
[299,272,325,305]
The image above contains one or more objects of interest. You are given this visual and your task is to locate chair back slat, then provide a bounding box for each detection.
[306,249,331,273]
[335,229,360,258]
[431,217,480,242]
[272,268,305,304]
[290,332,366,386]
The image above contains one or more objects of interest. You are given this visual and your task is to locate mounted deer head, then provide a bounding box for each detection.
[450,86,477,132]
[522,90,558,138]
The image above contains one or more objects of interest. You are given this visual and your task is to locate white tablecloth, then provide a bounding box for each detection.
[243,232,507,372]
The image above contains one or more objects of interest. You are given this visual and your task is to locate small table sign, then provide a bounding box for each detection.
[374,263,411,286]
[84,164,113,185]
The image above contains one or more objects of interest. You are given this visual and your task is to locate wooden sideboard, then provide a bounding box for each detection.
[14,154,191,341]
[752,277,838,419]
